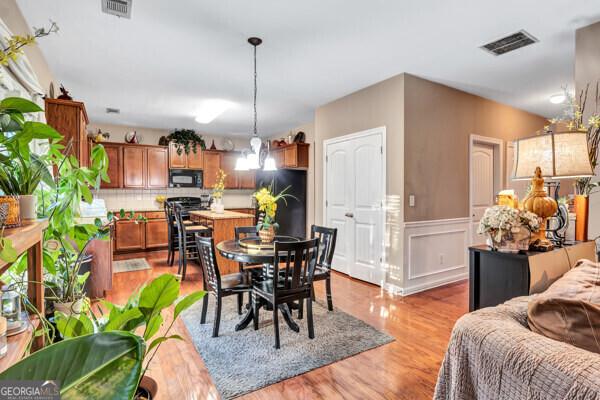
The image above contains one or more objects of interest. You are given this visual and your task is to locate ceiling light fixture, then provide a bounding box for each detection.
[194,99,233,124]
[549,93,566,104]
[235,37,276,171]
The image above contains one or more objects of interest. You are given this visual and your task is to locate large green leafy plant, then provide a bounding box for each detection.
[167,128,206,155]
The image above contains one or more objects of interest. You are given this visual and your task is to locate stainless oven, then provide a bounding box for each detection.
[169,169,203,188]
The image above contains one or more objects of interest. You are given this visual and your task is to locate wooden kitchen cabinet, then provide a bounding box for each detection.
[169,143,204,169]
[271,143,309,169]
[146,147,168,188]
[221,152,239,189]
[123,146,146,188]
[203,150,222,189]
[45,98,89,167]
[238,170,255,189]
[273,148,285,169]
[145,218,168,248]
[115,220,145,251]
[99,143,122,189]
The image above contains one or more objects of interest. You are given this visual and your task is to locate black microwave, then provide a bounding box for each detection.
[169,169,203,188]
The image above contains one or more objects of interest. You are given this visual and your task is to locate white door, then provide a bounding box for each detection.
[325,129,385,285]
[471,143,494,244]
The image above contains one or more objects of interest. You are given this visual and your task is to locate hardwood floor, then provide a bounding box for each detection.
[108,251,468,400]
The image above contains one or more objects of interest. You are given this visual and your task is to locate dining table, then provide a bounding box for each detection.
[216,235,302,332]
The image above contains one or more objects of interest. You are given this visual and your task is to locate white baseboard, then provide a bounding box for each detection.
[401,273,468,296]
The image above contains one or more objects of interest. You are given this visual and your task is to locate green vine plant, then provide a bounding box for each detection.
[167,129,206,155]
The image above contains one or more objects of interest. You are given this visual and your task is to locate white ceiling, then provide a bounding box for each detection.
[16,0,600,137]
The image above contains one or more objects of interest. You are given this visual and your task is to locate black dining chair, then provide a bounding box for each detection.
[234,226,264,277]
[165,197,203,266]
[173,203,211,280]
[310,225,338,311]
[252,238,320,349]
[196,236,252,337]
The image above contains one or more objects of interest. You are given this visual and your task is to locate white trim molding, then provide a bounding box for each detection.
[402,217,470,296]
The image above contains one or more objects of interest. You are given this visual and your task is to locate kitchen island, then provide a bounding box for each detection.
[189,210,255,274]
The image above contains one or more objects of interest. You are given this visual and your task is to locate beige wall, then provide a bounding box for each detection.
[575,21,600,239]
[314,73,405,287]
[403,74,546,222]
[1,0,55,93]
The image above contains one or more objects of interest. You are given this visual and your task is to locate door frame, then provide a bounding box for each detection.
[468,134,504,245]
[322,126,387,284]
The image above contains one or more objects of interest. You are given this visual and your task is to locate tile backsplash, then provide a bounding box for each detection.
[95,188,254,211]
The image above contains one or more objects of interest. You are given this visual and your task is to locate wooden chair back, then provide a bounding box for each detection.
[196,236,221,292]
[311,225,337,271]
[235,226,258,241]
[273,238,319,298]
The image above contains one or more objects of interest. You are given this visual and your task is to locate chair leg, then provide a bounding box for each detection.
[273,305,280,349]
[181,241,188,281]
[307,297,314,340]
[212,295,222,337]
[326,278,333,311]
[177,240,183,276]
[252,292,259,331]
[311,285,316,301]
[200,292,209,324]
[297,299,304,320]
[237,293,243,315]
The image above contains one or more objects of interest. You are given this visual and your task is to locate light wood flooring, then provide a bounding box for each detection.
[109,250,468,400]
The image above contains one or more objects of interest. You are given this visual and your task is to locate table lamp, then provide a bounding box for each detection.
[512,132,594,249]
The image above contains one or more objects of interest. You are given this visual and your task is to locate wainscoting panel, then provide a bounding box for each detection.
[403,218,470,295]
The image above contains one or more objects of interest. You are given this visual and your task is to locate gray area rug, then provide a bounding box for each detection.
[181,295,394,399]
[113,258,151,273]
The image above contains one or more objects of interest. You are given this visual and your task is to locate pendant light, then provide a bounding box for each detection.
[235,37,277,171]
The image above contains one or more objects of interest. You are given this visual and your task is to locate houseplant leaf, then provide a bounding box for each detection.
[0,97,43,113]
[0,332,145,400]
[174,290,206,319]
[138,274,180,318]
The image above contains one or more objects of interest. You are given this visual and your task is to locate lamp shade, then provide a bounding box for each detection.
[512,132,594,180]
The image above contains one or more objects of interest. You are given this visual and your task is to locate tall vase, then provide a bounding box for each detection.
[574,195,589,241]
[19,195,37,220]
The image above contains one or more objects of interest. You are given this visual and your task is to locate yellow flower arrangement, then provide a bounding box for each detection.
[212,169,226,199]
[253,184,296,231]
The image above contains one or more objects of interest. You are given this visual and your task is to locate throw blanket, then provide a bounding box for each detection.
[434,297,600,400]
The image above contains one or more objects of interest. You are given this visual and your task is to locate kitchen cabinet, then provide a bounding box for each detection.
[271,143,309,169]
[99,143,122,189]
[115,219,145,251]
[114,211,168,252]
[146,147,168,188]
[203,150,222,189]
[45,98,89,167]
[238,170,255,189]
[222,152,239,189]
[123,146,146,188]
[169,143,204,169]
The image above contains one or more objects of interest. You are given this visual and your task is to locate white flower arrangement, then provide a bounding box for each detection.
[478,205,540,242]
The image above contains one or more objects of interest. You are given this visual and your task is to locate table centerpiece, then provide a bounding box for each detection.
[478,205,540,253]
[253,184,295,243]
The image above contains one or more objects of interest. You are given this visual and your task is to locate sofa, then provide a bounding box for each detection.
[435,250,600,400]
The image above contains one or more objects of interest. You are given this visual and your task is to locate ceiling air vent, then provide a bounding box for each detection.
[481,30,538,56]
[102,0,132,19]
[106,107,120,114]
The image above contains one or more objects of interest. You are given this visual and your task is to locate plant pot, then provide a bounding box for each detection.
[19,194,37,220]
[212,199,225,214]
[135,375,158,400]
[259,226,275,244]
[0,196,21,227]
[53,298,84,317]
[488,227,530,253]
[574,195,589,241]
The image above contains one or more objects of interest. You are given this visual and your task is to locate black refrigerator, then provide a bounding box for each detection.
[255,169,307,238]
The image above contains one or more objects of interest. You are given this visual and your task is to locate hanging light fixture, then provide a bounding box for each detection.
[235,37,277,171]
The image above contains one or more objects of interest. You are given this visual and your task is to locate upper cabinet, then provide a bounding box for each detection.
[202,150,255,189]
[45,99,89,167]
[91,143,168,189]
[202,150,221,189]
[168,143,203,169]
[221,152,239,189]
[271,143,309,169]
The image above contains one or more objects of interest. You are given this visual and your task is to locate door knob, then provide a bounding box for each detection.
[345,212,354,218]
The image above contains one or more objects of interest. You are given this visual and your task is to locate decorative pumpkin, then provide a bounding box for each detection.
[522,167,557,245]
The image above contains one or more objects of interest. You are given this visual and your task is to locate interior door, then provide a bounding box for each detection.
[325,130,384,285]
[471,143,495,244]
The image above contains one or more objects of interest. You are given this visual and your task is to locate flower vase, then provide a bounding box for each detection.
[19,195,37,220]
[259,225,275,244]
[488,227,530,253]
[212,198,224,214]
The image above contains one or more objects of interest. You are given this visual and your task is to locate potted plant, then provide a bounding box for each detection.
[211,169,226,213]
[53,273,205,399]
[478,205,540,253]
[166,129,206,155]
[253,184,296,243]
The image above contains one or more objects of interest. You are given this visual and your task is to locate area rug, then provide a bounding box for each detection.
[113,258,151,273]
[181,295,394,399]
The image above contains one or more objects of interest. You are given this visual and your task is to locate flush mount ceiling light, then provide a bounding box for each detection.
[549,93,566,104]
[194,99,233,124]
[235,37,277,171]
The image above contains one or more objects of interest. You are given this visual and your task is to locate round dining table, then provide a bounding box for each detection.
[216,235,302,332]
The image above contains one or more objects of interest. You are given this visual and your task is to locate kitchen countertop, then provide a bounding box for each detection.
[189,210,254,220]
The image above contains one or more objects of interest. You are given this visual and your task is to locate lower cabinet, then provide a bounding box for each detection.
[114,211,169,252]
